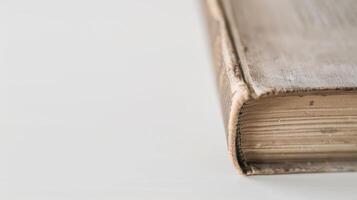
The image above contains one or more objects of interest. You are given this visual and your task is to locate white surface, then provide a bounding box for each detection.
[0,0,356,199]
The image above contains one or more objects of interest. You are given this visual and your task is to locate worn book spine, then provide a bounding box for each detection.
[203,0,250,174]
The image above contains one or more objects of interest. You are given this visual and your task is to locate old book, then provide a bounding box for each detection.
[203,0,357,175]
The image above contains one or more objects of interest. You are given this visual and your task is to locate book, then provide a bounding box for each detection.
[203,0,357,175]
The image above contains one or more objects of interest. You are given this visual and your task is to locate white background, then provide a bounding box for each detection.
[0,0,356,199]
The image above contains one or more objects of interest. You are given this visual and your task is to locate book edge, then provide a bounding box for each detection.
[203,0,251,175]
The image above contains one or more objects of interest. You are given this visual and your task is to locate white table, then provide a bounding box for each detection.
[0,0,356,199]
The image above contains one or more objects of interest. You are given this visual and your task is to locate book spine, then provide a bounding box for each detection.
[203,0,251,174]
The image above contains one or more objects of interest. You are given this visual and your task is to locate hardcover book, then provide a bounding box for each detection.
[203,0,357,175]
